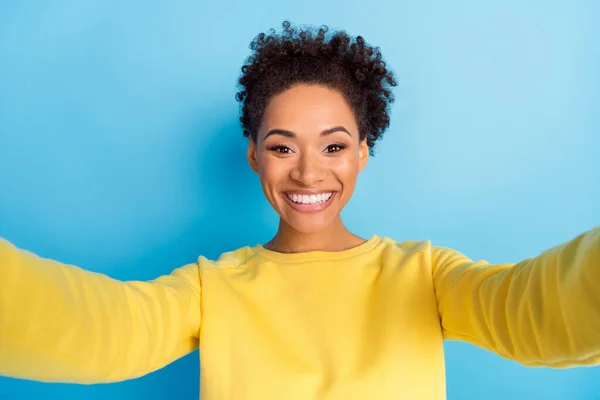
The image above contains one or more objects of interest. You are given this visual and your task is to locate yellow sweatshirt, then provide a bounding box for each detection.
[1,227,599,399]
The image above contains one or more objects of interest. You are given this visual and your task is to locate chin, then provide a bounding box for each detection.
[284,215,335,235]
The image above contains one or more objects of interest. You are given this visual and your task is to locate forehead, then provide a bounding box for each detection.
[259,84,358,136]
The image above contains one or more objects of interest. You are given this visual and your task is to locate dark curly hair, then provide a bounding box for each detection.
[235,20,397,156]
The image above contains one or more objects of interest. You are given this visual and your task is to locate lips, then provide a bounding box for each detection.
[282,191,336,213]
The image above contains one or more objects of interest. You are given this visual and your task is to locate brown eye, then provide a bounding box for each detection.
[324,144,347,153]
[268,145,293,154]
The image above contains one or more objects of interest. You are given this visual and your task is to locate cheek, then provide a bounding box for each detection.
[258,155,286,186]
[329,155,360,181]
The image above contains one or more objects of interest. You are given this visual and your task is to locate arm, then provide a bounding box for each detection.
[0,238,201,383]
[432,226,600,368]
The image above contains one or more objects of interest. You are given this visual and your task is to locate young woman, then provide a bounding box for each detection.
[1,21,599,400]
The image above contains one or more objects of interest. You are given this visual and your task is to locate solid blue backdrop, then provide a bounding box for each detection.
[0,0,599,399]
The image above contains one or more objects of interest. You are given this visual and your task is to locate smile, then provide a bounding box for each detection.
[282,191,336,213]
[286,192,333,204]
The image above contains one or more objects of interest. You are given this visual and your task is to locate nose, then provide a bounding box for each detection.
[289,151,327,186]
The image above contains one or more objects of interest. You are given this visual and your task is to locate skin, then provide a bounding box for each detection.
[247,83,370,253]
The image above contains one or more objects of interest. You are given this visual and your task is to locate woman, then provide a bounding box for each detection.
[1,20,599,400]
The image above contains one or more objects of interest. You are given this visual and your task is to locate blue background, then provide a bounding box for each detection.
[1,0,599,399]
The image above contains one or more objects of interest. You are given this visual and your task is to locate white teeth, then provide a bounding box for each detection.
[286,192,333,205]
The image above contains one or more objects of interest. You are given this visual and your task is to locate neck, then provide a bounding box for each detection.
[265,216,366,253]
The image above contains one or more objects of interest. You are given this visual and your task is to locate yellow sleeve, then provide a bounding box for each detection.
[0,238,201,383]
[432,226,600,368]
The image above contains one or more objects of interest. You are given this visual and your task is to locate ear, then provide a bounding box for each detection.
[247,139,259,174]
[358,139,369,172]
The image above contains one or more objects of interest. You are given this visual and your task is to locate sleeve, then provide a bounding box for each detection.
[432,225,600,368]
[0,238,202,383]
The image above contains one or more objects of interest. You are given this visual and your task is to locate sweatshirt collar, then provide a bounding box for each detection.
[251,235,382,263]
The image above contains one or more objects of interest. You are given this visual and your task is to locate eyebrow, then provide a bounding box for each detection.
[263,126,352,140]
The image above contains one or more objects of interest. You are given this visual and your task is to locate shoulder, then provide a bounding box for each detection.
[196,245,260,270]
[383,237,473,269]
[379,236,433,255]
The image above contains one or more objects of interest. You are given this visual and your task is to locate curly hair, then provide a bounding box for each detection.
[235,20,397,156]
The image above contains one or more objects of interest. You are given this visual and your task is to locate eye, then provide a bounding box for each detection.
[268,144,293,154]
[324,143,347,153]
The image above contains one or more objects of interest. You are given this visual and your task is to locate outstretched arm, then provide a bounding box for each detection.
[432,226,600,368]
[0,239,201,383]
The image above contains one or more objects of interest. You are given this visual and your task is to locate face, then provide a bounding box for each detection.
[247,83,369,234]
